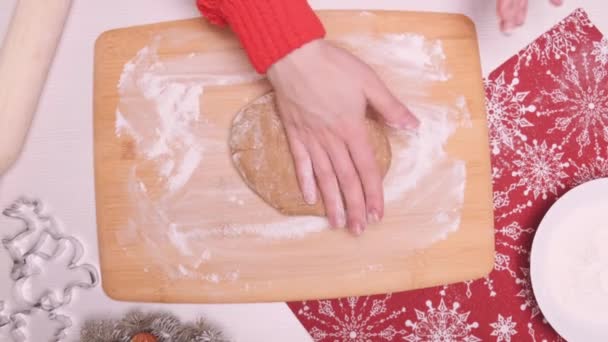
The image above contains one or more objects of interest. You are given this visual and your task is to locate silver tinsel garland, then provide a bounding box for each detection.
[80,310,229,342]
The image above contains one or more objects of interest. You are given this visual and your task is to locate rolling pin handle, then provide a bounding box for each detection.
[0,0,73,175]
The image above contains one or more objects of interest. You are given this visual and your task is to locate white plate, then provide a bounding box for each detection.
[531,178,608,342]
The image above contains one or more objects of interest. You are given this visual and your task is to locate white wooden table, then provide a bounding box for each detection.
[0,0,607,341]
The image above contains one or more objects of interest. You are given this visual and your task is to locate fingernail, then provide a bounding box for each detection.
[367,210,380,224]
[387,117,419,131]
[334,197,346,228]
[303,187,316,205]
[501,21,517,34]
[352,222,364,236]
[386,121,402,130]
[336,210,346,229]
[408,115,421,129]
[301,166,317,205]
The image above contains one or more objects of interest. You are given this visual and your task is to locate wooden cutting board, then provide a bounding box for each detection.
[94,10,494,303]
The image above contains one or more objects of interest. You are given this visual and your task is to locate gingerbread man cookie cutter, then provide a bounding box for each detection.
[2,198,63,280]
[10,307,71,342]
[15,236,99,310]
[1,197,99,340]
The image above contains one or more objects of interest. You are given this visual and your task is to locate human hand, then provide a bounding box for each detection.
[497,0,563,32]
[267,39,419,235]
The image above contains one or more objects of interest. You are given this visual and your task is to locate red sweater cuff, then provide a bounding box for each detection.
[214,0,326,73]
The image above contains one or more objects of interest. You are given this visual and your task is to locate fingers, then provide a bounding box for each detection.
[306,136,346,229]
[516,0,528,26]
[345,124,384,225]
[497,0,528,32]
[363,71,419,130]
[497,0,562,32]
[284,125,317,205]
[321,132,367,235]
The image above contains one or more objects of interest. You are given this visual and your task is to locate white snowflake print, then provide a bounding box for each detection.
[591,37,608,65]
[494,253,517,278]
[404,299,480,342]
[298,295,407,341]
[497,222,534,241]
[462,280,473,299]
[492,166,503,182]
[441,281,473,299]
[497,241,531,256]
[569,153,608,186]
[516,8,592,69]
[440,275,497,299]
[525,323,564,342]
[539,52,608,156]
[493,190,511,210]
[485,72,536,155]
[527,323,538,342]
[527,323,567,342]
[495,199,534,222]
[512,140,570,200]
[484,276,498,297]
[515,268,541,318]
[490,314,517,342]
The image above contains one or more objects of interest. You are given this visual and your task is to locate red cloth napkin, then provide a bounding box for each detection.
[288,8,607,341]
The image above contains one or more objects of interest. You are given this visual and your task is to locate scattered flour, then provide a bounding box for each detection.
[545,204,608,326]
[177,264,189,276]
[114,110,133,137]
[115,32,471,281]
[206,273,220,284]
[116,36,261,195]
[168,223,193,257]
[341,33,450,82]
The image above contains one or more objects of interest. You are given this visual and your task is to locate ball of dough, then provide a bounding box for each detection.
[230,92,392,216]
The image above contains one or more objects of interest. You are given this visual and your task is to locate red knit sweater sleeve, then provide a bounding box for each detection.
[196,0,326,73]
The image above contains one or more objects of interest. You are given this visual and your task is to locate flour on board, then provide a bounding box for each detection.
[115,32,471,281]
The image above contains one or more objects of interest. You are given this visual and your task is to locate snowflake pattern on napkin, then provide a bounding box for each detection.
[288,9,605,341]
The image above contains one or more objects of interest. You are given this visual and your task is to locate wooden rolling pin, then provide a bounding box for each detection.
[0,0,72,175]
